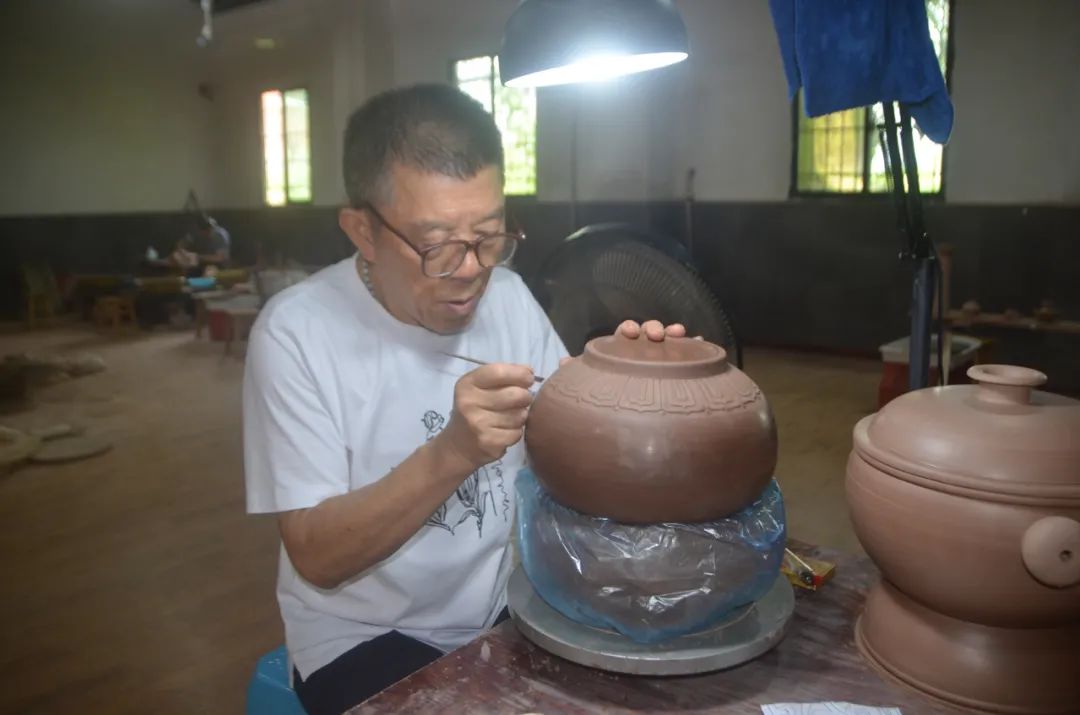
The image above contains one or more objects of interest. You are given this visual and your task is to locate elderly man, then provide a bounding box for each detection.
[243,83,684,715]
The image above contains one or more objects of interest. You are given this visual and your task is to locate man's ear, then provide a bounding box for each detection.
[339,207,376,262]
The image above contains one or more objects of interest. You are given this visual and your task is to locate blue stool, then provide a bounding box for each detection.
[246,645,307,715]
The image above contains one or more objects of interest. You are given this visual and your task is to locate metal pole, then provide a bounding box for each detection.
[569,87,579,232]
[881,104,911,254]
[898,105,935,391]
[882,102,937,392]
[909,253,936,390]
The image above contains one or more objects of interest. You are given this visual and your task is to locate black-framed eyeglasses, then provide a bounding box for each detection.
[362,202,526,279]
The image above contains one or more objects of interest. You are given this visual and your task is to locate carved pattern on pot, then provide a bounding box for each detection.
[551,373,763,414]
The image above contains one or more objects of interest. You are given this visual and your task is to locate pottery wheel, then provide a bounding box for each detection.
[30,434,112,463]
[506,565,795,676]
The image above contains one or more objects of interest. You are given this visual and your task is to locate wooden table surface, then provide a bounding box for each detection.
[349,543,961,714]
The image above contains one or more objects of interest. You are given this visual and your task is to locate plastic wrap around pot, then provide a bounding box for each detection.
[516,468,786,644]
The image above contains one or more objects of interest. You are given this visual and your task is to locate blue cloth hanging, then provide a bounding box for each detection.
[768,0,953,144]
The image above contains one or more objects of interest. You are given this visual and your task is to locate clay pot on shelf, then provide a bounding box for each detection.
[524,333,777,524]
[846,364,1080,714]
[1035,299,1060,323]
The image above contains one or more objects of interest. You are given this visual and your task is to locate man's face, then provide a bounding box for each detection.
[346,162,505,335]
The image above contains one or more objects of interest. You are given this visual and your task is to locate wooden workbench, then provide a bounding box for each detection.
[348,544,961,714]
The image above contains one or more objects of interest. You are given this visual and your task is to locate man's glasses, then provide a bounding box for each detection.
[363,203,525,279]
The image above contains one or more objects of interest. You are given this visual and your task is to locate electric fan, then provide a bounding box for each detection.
[529,223,741,367]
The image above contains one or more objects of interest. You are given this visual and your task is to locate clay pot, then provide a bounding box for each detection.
[524,333,777,523]
[846,364,1080,713]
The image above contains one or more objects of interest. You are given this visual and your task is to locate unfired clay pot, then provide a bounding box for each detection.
[524,333,777,523]
[846,364,1080,714]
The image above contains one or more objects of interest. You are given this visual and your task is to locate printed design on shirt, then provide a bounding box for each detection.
[421,409,506,537]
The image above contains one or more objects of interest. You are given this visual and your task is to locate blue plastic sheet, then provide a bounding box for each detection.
[516,468,786,644]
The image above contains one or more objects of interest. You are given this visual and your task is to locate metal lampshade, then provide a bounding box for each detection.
[499,0,689,88]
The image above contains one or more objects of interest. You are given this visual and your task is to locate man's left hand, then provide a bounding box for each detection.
[558,320,688,367]
[615,319,686,341]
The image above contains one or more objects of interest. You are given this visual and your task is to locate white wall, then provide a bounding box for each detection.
[0,0,216,216]
[944,0,1080,203]
[0,0,384,215]
[164,0,392,209]
[378,0,791,203]
[384,0,511,85]
[200,0,346,208]
[2,0,1076,216]
[380,0,1080,205]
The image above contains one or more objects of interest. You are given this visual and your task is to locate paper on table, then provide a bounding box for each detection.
[761,704,902,715]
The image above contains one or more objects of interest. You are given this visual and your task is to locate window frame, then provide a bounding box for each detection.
[447,53,539,199]
[787,0,956,201]
[259,86,313,207]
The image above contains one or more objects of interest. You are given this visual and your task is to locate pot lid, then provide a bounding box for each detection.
[855,364,1080,504]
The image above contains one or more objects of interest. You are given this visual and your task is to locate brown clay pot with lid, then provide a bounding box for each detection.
[524,333,777,524]
[846,364,1080,714]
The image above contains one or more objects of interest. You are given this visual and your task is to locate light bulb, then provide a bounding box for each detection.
[504,52,687,88]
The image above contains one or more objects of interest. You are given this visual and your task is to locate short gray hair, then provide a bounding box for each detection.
[342,83,504,207]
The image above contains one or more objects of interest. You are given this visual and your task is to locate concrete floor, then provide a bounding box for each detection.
[0,323,881,713]
[744,348,880,554]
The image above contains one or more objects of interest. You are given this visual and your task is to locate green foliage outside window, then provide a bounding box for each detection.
[454,56,537,196]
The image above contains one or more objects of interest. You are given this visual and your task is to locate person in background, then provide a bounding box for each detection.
[167,236,199,274]
[192,215,231,268]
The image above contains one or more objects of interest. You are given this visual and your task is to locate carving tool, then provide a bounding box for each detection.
[439,352,545,383]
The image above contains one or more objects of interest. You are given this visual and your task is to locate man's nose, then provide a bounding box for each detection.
[451,246,484,280]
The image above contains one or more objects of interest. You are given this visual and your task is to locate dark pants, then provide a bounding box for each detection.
[293,608,509,715]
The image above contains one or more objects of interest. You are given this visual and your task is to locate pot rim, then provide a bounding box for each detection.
[853,416,1080,507]
[583,334,728,379]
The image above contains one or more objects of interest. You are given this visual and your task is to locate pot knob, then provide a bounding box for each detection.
[1021,516,1080,588]
[967,364,1047,405]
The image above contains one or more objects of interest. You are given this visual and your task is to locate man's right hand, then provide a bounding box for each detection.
[436,363,536,472]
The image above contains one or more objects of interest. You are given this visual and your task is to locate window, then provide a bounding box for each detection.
[793,0,952,195]
[260,88,311,206]
[453,56,537,196]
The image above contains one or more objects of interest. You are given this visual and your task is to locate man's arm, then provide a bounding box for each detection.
[277,433,471,589]
[248,334,535,589]
[198,230,229,264]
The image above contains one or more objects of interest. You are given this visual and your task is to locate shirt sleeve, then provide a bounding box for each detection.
[243,314,350,514]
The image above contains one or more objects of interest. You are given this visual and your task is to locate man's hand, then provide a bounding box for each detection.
[436,363,536,471]
[616,319,687,341]
[558,320,691,368]
[277,361,535,590]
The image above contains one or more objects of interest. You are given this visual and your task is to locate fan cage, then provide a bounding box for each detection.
[533,231,740,365]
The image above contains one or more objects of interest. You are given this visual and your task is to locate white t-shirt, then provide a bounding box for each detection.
[242,254,568,680]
